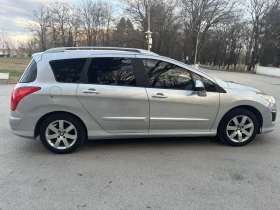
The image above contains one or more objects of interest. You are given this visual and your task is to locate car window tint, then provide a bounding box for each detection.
[191,72,217,92]
[49,58,86,83]
[19,59,37,83]
[143,59,193,90]
[87,57,136,86]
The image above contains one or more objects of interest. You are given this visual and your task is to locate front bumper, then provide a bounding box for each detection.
[260,103,277,134]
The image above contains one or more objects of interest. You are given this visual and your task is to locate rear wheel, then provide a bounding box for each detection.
[218,109,259,146]
[40,114,85,154]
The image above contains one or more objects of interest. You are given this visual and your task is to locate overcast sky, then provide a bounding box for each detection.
[0,0,121,42]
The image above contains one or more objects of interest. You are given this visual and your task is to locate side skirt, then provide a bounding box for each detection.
[87,131,217,140]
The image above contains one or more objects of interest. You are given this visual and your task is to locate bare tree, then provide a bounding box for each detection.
[26,4,51,51]
[122,0,181,56]
[80,0,113,46]
[50,2,71,46]
[182,0,238,64]
[259,2,280,67]
[21,0,279,69]
[0,29,8,55]
[67,6,82,47]
[5,36,13,56]
[247,0,278,70]
[18,38,39,57]
[103,2,114,46]
[0,29,15,56]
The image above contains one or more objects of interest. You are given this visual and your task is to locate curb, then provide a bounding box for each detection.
[199,66,256,74]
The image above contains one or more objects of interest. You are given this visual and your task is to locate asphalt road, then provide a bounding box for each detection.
[0,69,280,210]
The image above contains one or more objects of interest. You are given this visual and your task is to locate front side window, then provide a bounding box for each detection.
[191,72,217,92]
[143,59,193,90]
[49,58,87,83]
[87,57,136,86]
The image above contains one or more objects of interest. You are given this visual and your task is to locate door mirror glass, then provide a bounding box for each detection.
[195,80,205,91]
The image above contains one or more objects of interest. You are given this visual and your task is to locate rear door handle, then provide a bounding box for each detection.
[83,89,100,94]
[152,93,167,99]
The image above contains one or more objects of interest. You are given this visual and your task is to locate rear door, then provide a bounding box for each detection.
[76,55,149,133]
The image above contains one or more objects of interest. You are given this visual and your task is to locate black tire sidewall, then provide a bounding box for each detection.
[40,114,85,154]
[219,109,259,146]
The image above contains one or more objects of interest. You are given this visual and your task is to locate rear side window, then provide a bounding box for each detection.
[86,57,136,86]
[49,58,87,83]
[19,59,37,83]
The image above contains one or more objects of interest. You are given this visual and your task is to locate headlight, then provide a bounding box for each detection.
[260,95,276,104]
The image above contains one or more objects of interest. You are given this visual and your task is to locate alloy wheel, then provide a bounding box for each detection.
[45,120,77,150]
[226,115,254,143]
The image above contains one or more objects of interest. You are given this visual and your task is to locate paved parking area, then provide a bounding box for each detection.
[0,69,280,210]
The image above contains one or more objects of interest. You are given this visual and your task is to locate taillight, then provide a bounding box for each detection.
[11,87,41,111]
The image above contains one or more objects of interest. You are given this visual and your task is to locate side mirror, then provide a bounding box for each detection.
[194,80,207,97]
[195,80,205,91]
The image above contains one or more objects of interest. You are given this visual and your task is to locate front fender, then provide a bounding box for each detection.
[211,89,269,132]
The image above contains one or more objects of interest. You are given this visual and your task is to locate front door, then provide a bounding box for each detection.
[138,57,219,133]
[77,56,149,133]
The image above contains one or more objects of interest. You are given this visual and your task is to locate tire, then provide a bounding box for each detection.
[40,113,85,154]
[218,108,259,146]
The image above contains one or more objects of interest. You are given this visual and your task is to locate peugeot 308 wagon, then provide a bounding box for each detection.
[10,47,277,154]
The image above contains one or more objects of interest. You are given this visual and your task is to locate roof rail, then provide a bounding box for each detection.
[45,47,158,55]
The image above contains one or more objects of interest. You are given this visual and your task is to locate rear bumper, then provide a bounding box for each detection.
[9,112,37,139]
[9,116,22,126]
[10,125,34,139]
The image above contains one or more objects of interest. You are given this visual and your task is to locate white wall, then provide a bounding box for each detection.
[0,73,9,79]
[256,66,280,78]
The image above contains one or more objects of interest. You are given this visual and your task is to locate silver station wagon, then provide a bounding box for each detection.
[10,47,277,154]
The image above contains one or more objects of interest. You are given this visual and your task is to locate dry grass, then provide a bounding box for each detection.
[0,57,32,84]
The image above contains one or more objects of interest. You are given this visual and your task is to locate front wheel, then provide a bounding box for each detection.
[40,114,85,154]
[218,109,259,146]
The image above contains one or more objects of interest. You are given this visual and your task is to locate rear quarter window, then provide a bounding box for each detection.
[49,58,87,83]
[19,59,37,83]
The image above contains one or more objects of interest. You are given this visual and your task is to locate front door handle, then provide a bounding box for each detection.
[152,93,167,99]
[83,89,100,94]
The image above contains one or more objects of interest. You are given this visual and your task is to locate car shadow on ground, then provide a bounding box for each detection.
[79,136,223,152]
[18,135,269,155]
[19,136,221,154]
[82,134,271,150]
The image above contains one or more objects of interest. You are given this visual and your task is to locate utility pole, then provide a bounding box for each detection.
[194,28,200,65]
[145,0,152,51]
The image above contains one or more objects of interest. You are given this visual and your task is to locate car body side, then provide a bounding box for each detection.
[9,51,276,140]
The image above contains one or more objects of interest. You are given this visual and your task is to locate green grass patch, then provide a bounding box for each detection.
[0,69,24,77]
[0,57,31,71]
[0,57,31,79]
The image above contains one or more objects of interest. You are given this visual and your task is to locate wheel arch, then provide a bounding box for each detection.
[218,105,263,134]
[34,111,88,139]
